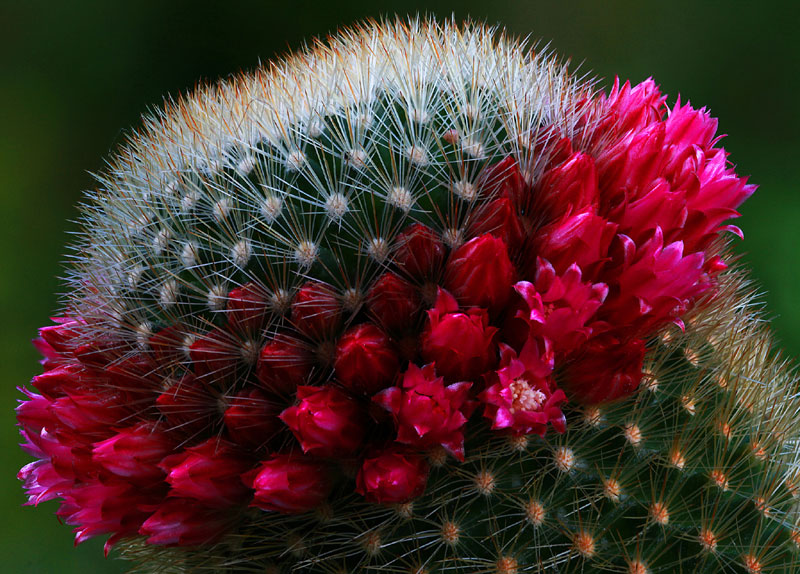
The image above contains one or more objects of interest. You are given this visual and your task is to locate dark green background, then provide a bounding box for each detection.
[2,1,797,571]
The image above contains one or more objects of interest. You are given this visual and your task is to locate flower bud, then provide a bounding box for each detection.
[256,335,313,395]
[444,234,515,314]
[227,282,270,333]
[189,329,239,381]
[92,422,175,485]
[139,499,234,546]
[421,289,497,381]
[334,324,400,394]
[245,454,331,514]
[366,272,421,333]
[160,438,252,507]
[291,282,341,339]
[468,197,525,252]
[223,388,283,448]
[393,223,445,279]
[356,447,429,504]
[564,337,646,404]
[280,386,365,457]
[156,373,216,437]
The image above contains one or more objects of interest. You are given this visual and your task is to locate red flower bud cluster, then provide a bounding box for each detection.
[17,77,753,551]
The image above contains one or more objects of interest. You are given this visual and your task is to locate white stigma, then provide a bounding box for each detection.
[508,378,547,414]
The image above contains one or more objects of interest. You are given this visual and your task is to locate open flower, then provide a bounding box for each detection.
[373,363,474,460]
[480,340,566,436]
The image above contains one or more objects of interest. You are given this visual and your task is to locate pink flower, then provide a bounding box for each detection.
[139,499,235,546]
[366,272,421,333]
[291,281,342,339]
[159,438,252,507]
[356,447,429,504]
[508,259,608,353]
[280,386,366,457]
[468,198,526,252]
[421,289,497,382]
[564,336,646,404]
[245,454,331,514]
[334,324,400,394]
[480,339,566,436]
[373,363,474,460]
[444,234,516,314]
[256,335,313,395]
[599,228,710,337]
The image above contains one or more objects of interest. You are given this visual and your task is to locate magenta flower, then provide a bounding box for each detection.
[374,363,474,461]
[356,447,429,504]
[480,340,567,436]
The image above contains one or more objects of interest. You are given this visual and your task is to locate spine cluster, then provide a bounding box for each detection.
[15,18,799,573]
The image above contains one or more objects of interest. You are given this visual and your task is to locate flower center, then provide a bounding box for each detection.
[509,378,547,413]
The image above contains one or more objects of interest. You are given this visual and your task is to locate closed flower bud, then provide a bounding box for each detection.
[92,422,175,485]
[189,329,239,381]
[366,272,421,333]
[468,197,526,252]
[280,386,366,457]
[334,324,400,394]
[227,282,270,333]
[159,438,252,507]
[444,234,515,314]
[139,499,235,547]
[393,223,445,279]
[291,282,341,339]
[421,289,497,382]
[256,335,313,395]
[245,454,331,514]
[223,388,283,448]
[564,337,646,404]
[356,447,429,504]
[156,373,217,438]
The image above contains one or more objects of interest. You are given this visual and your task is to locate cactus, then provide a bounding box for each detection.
[16,17,800,574]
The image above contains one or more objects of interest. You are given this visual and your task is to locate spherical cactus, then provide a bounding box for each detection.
[17,17,800,574]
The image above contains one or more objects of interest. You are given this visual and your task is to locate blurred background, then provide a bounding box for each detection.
[1,1,797,571]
